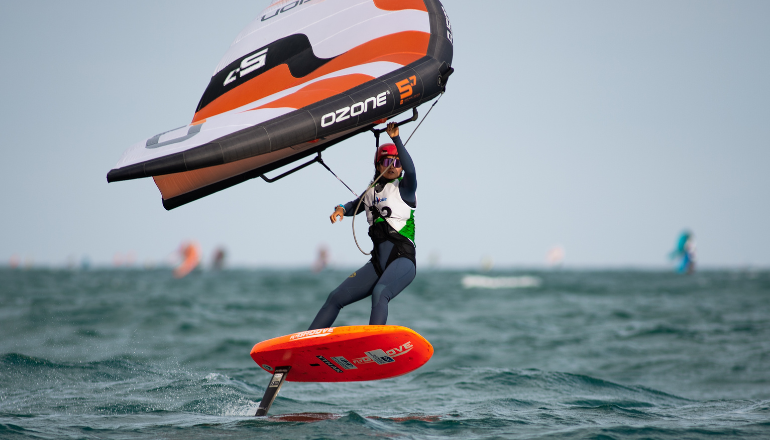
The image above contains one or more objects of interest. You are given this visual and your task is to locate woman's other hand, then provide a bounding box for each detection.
[330,207,344,224]
[386,122,399,138]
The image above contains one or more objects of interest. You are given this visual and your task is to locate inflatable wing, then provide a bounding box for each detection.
[107,0,454,210]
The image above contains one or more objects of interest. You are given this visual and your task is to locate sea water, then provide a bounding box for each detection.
[1,268,768,439]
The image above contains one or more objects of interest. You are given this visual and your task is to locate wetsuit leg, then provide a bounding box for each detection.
[308,262,379,330]
[369,258,416,325]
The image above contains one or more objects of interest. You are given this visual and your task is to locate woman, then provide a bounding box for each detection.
[308,122,417,330]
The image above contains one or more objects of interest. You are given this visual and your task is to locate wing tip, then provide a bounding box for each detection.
[106,164,147,183]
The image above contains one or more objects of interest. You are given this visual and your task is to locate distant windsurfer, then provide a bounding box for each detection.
[174,241,201,279]
[212,247,226,271]
[669,230,696,273]
[308,122,416,330]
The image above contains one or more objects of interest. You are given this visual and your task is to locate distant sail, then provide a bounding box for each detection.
[174,241,201,278]
[107,0,454,210]
[669,230,696,273]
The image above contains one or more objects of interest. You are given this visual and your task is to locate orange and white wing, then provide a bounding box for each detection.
[108,0,453,210]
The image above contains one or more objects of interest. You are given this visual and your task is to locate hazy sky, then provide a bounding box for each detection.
[1,0,768,268]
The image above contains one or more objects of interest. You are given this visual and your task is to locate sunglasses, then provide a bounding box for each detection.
[379,157,401,168]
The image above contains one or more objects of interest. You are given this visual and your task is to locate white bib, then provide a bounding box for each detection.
[363,178,416,243]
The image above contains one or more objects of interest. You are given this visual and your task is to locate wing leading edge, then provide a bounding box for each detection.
[107,0,453,210]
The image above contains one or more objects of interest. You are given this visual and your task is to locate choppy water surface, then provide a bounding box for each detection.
[1,268,769,439]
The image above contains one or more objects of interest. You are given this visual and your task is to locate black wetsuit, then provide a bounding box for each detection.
[308,135,416,330]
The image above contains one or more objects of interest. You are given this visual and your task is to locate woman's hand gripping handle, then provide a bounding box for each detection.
[386,122,399,138]
[330,206,345,224]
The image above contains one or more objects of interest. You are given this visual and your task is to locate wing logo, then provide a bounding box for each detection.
[261,0,314,21]
[442,5,453,44]
[396,76,418,105]
[224,49,269,86]
[320,91,389,128]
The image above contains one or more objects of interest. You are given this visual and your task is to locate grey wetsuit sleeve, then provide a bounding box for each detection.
[392,135,416,207]
[342,197,365,216]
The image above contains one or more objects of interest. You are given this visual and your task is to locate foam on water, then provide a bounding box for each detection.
[462,275,542,289]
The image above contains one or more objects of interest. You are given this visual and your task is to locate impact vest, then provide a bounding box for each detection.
[363,178,416,275]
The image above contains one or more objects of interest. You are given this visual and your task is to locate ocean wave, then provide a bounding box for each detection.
[2,269,769,438]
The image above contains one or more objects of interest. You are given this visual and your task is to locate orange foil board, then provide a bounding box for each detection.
[250,325,433,382]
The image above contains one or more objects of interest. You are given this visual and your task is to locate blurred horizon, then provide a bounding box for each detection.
[3,261,768,272]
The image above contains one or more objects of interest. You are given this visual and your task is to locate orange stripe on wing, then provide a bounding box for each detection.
[154,149,298,200]
[193,31,429,123]
[248,74,375,111]
[373,0,428,12]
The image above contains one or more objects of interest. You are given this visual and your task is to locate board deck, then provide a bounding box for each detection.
[250,325,433,382]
